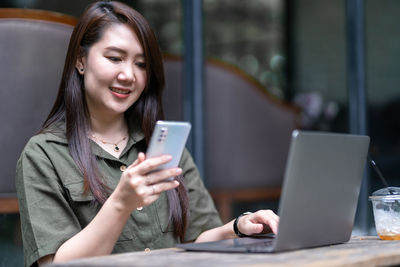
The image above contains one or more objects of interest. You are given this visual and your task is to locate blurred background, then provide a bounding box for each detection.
[1,0,400,266]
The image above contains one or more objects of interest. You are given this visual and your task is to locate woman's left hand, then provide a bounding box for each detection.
[195,209,279,243]
[237,210,280,236]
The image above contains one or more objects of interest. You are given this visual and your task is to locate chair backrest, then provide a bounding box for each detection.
[0,9,76,206]
[163,56,300,190]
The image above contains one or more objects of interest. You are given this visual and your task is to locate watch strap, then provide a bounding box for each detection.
[233,212,252,237]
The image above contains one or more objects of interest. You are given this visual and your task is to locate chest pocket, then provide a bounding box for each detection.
[64,181,133,242]
[155,192,174,233]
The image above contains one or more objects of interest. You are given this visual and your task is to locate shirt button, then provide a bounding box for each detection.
[144,248,151,252]
[120,165,127,172]
[137,207,143,211]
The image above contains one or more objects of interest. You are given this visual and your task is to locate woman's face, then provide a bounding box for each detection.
[76,23,147,119]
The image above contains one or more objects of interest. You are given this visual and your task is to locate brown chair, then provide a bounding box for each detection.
[163,56,301,222]
[0,9,77,213]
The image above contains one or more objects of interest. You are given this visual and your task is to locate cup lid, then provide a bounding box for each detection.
[369,187,400,200]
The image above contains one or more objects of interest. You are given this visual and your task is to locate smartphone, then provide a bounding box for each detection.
[146,121,191,179]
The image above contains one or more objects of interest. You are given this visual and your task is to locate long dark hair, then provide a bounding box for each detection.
[42,1,189,241]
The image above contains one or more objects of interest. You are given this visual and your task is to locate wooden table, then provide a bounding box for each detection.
[49,236,400,267]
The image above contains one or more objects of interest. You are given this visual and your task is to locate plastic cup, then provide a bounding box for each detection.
[369,187,400,240]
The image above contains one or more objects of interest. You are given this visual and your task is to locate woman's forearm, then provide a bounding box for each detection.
[53,193,133,262]
[195,220,237,243]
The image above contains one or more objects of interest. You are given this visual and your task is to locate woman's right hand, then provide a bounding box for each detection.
[111,152,181,212]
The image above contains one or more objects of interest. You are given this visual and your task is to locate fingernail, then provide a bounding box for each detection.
[176,168,182,174]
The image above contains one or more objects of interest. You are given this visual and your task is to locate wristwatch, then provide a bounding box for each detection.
[233,211,252,237]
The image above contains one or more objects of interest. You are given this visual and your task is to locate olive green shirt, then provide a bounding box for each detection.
[16,124,222,267]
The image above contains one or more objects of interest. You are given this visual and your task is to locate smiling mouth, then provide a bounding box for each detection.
[110,87,131,95]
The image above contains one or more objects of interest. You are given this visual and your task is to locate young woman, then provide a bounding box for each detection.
[15,1,279,266]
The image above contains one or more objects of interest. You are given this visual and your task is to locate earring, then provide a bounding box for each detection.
[80,68,84,72]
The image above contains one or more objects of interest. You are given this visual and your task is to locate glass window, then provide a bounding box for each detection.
[291,0,346,133]
[203,0,287,99]
[366,0,400,191]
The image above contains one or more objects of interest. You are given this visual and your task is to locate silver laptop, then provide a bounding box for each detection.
[177,130,370,253]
